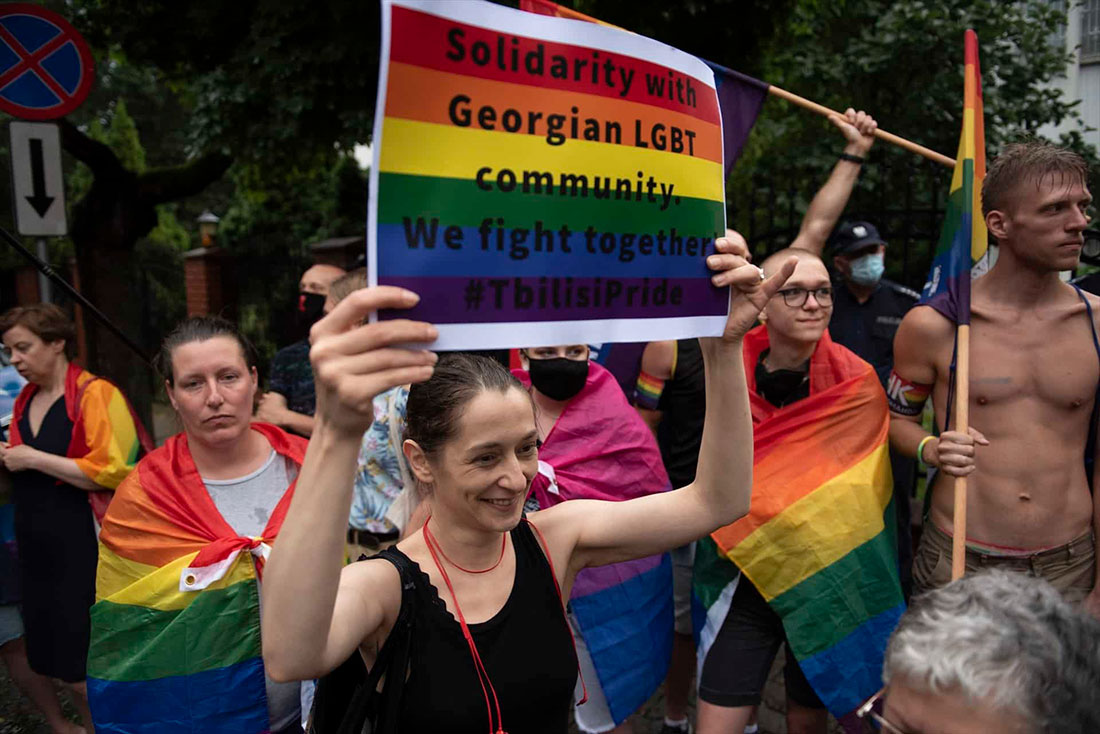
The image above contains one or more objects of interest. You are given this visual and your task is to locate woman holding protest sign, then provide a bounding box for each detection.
[262,232,796,733]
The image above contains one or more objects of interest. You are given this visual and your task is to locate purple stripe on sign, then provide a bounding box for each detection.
[378,275,726,324]
[571,554,662,599]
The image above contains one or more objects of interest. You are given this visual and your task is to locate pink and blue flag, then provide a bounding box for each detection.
[515,362,674,725]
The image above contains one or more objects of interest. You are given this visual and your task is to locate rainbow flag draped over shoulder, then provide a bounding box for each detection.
[920,30,987,323]
[515,362,674,725]
[694,327,904,728]
[87,423,306,734]
[9,363,151,521]
[520,0,769,174]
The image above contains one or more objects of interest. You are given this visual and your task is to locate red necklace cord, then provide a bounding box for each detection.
[525,519,587,705]
[424,519,507,574]
[422,520,507,734]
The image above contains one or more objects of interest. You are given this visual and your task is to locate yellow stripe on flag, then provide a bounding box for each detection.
[378,118,725,203]
[97,545,255,611]
[730,442,892,601]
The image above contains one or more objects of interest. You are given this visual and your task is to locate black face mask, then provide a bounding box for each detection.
[297,292,326,329]
[754,351,809,408]
[527,357,589,401]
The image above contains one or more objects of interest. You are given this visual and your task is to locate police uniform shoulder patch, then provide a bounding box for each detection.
[890,283,920,300]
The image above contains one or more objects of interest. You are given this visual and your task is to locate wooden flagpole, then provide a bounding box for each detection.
[524,1,957,168]
[951,326,971,579]
[766,86,957,169]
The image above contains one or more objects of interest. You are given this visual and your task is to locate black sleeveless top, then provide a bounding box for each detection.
[655,338,706,487]
[13,395,97,682]
[379,520,577,733]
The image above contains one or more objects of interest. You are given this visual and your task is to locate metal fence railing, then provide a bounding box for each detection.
[730,156,950,290]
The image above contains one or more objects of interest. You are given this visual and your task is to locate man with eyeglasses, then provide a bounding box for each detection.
[696,248,903,734]
[788,110,919,600]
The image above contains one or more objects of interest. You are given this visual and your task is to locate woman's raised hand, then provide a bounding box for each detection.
[706,230,796,343]
[309,287,437,434]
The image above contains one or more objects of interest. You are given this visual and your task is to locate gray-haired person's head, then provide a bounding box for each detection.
[883,569,1100,733]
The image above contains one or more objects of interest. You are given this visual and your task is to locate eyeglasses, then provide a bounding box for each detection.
[856,688,908,734]
[775,286,833,308]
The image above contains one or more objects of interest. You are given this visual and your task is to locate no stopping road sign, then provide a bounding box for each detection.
[0,4,94,120]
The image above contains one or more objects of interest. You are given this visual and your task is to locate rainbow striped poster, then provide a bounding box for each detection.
[370,0,727,350]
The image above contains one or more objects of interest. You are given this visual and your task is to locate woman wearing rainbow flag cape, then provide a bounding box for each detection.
[514,344,674,733]
[87,317,309,734]
[262,235,796,734]
[0,303,150,733]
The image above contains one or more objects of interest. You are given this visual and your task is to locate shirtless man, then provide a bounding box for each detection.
[889,141,1097,614]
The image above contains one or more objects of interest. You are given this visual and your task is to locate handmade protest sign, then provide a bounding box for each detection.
[369,0,726,350]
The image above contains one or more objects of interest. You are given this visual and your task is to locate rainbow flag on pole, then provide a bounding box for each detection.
[87,425,306,734]
[695,327,904,730]
[920,30,987,323]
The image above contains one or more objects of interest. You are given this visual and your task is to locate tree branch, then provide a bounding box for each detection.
[137,152,232,205]
[58,118,125,176]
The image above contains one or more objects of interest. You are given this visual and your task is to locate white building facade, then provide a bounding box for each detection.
[1042,0,1100,151]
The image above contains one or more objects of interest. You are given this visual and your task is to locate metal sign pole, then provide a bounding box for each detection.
[35,237,50,302]
[0,225,151,367]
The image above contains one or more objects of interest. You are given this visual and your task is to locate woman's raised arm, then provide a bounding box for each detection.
[262,287,437,681]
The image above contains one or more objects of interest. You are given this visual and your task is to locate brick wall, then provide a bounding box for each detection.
[184,247,235,318]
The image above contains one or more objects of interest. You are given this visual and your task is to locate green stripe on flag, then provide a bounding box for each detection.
[377,172,725,234]
[693,535,740,610]
[932,159,973,258]
[126,438,141,465]
[770,503,902,657]
[88,579,261,682]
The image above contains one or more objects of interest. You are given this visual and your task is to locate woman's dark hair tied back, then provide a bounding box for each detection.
[405,353,525,456]
[158,316,258,385]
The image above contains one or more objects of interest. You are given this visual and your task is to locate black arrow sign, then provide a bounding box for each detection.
[25,138,55,219]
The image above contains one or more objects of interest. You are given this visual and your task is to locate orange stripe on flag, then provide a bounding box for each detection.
[100,476,212,569]
[384,62,723,164]
[713,372,889,550]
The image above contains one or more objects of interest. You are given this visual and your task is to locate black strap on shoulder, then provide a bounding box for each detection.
[927,287,1100,517]
[1073,285,1100,494]
[308,551,416,734]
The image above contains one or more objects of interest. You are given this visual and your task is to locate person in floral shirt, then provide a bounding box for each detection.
[347,385,413,556]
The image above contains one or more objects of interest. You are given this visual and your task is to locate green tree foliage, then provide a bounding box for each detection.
[755,0,1092,161]
[219,151,367,364]
[70,0,379,371]
[76,0,380,166]
[573,0,792,79]
[726,0,1098,273]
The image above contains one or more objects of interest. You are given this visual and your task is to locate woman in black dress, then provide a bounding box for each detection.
[0,304,145,731]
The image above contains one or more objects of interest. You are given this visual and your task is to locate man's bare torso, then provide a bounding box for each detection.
[928,281,1098,547]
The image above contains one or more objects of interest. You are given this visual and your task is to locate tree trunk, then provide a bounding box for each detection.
[70,169,158,432]
[59,120,231,435]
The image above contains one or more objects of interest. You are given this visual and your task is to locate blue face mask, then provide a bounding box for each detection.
[848,252,885,286]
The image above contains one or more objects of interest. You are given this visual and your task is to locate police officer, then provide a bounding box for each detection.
[827,220,920,386]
